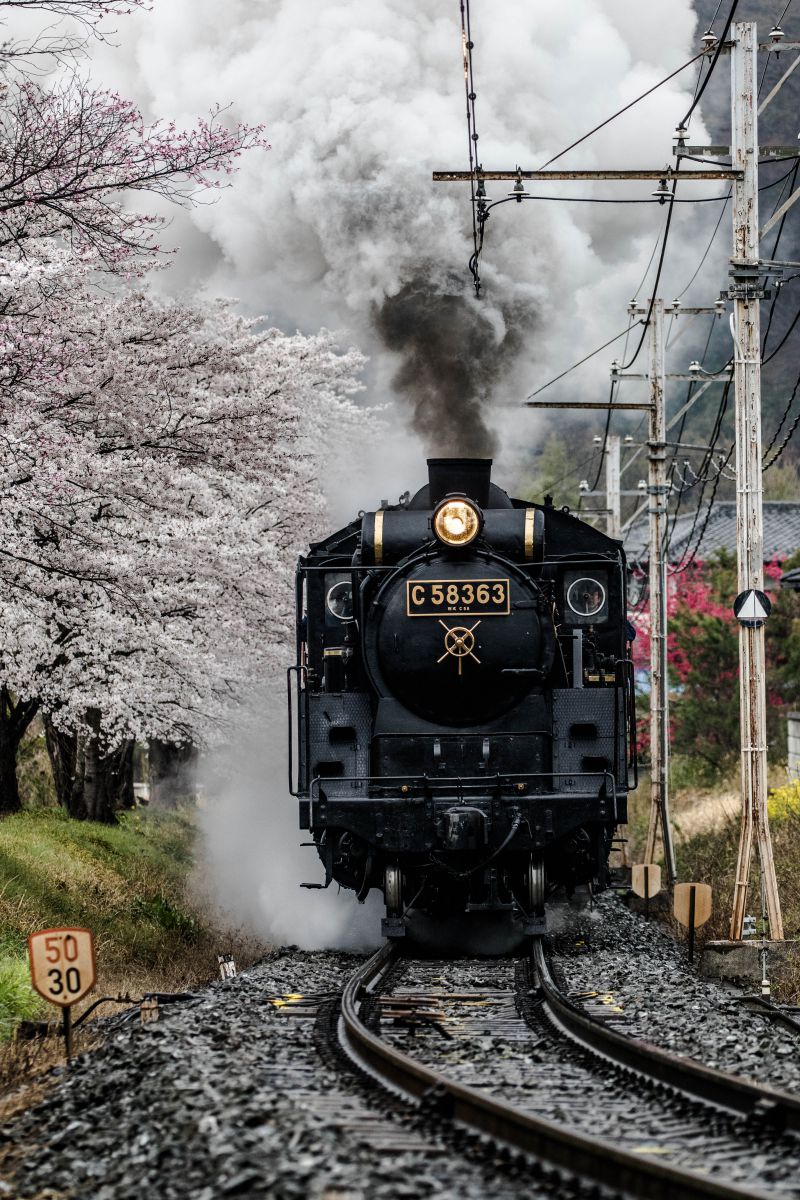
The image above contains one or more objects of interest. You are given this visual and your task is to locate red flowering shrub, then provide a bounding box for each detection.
[630,550,800,779]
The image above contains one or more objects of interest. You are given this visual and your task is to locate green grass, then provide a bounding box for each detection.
[0,806,224,1039]
[0,959,46,1039]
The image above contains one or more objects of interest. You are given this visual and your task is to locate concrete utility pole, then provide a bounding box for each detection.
[605,435,621,540]
[617,302,726,882]
[641,300,676,883]
[728,22,783,941]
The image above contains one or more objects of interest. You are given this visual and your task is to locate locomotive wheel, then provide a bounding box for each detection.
[384,864,403,916]
[526,854,546,916]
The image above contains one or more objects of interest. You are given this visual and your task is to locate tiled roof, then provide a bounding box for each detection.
[624,501,800,565]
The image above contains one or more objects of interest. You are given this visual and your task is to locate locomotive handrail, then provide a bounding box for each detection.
[310,769,615,794]
[308,770,619,836]
[286,664,307,798]
[617,655,638,790]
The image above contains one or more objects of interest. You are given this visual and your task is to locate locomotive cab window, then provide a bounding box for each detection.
[563,569,609,625]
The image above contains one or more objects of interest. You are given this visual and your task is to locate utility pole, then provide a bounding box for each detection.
[617,302,726,882]
[605,435,621,540]
[642,300,676,883]
[728,22,783,941]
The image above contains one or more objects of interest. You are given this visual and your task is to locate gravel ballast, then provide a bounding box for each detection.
[3,896,800,1198]
[0,951,555,1200]
[551,891,800,1093]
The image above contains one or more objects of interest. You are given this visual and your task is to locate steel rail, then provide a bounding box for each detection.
[339,945,770,1200]
[532,940,800,1133]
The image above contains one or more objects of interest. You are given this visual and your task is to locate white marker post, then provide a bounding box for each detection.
[631,863,662,921]
[28,928,96,1059]
[674,883,713,966]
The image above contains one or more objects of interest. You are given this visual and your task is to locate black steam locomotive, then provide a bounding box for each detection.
[289,459,636,938]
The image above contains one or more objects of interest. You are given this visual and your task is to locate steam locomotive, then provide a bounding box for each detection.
[289,458,636,939]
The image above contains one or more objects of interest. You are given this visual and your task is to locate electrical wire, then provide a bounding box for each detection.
[620,170,681,372]
[537,52,705,171]
[669,380,733,572]
[538,450,598,497]
[680,0,740,129]
[763,364,800,467]
[588,380,618,492]
[681,160,800,304]
[674,198,729,298]
[709,0,727,30]
[664,315,719,542]
[525,324,634,399]
[764,303,800,363]
[673,446,734,570]
[775,1,793,25]
[583,164,684,496]
[760,161,800,360]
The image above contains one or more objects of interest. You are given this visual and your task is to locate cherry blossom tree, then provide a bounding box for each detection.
[0,261,367,817]
[0,1,372,819]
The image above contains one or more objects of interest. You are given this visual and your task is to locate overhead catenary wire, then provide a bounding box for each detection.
[525,325,634,400]
[537,51,705,171]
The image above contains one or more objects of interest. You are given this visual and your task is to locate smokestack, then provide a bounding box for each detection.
[428,458,492,508]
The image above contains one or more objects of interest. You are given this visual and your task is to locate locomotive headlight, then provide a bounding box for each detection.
[433,498,482,548]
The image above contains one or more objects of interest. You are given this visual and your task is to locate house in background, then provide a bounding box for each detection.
[623,501,800,568]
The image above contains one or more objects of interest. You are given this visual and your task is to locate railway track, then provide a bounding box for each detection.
[337,941,800,1200]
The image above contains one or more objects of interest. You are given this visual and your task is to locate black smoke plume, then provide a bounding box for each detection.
[375,277,529,458]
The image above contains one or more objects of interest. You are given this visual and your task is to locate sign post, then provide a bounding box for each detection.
[674,883,713,965]
[28,928,96,1060]
[631,863,662,920]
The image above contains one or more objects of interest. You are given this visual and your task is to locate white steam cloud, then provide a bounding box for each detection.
[200,694,382,952]
[90,1,720,947]
[93,0,717,506]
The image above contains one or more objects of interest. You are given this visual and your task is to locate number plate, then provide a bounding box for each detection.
[406,578,511,617]
[28,927,96,1007]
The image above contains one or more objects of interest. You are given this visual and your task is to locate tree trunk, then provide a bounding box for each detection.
[148,739,197,809]
[44,717,83,818]
[44,712,134,822]
[82,710,107,822]
[82,710,134,823]
[0,688,39,814]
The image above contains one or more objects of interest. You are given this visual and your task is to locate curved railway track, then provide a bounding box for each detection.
[337,941,800,1200]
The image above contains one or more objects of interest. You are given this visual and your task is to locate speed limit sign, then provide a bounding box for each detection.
[28,927,96,1008]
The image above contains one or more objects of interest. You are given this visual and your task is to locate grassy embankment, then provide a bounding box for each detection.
[626,764,800,999]
[0,805,259,1058]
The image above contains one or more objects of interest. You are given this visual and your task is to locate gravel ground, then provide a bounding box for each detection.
[4,897,800,1197]
[550,891,800,1093]
[0,950,563,1200]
